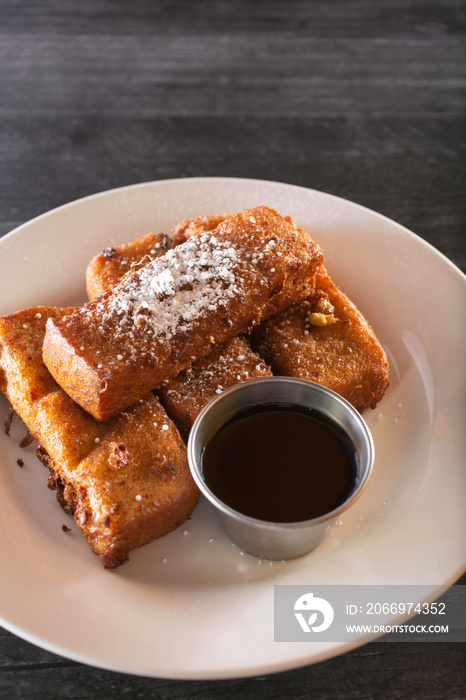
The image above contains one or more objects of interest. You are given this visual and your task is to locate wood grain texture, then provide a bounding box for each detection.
[0,0,465,697]
[1,35,464,116]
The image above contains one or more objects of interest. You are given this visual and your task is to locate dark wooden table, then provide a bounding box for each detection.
[1,2,465,698]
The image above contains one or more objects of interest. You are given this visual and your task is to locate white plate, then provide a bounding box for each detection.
[0,178,465,679]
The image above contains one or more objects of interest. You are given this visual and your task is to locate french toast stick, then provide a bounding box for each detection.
[0,307,198,568]
[86,232,174,300]
[251,266,389,412]
[43,206,323,421]
[85,231,273,433]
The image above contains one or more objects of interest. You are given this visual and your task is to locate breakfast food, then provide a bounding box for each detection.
[0,203,390,570]
[85,230,273,433]
[251,265,390,411]
[0,307,198,568]
[86,214,389,419]
[42,206,324,421]
[171,215,388,410]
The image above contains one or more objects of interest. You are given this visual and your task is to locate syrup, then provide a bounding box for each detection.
[202,403,358,523]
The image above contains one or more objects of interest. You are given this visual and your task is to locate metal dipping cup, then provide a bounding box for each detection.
[187,377,374,560]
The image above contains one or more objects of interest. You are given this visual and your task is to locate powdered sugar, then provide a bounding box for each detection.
[101,232,243,343]
[150,268,176,298]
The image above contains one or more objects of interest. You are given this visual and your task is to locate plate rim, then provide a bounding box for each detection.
[0,176,465,679]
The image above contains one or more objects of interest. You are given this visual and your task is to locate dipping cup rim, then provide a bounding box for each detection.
[187,377,374,531]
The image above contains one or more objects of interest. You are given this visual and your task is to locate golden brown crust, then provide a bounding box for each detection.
[251,266,390,412]
[70,394,197,569]
[158,337,272,432]
[43,206,323,421]
[172,214,228,245]
[86,232,174,301]
[0,307,76,426]
[0,307,198,568]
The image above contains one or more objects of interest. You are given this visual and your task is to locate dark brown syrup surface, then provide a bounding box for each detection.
[202,403,358,522]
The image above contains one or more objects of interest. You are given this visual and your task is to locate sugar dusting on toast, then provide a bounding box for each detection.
[86,233,245,346]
